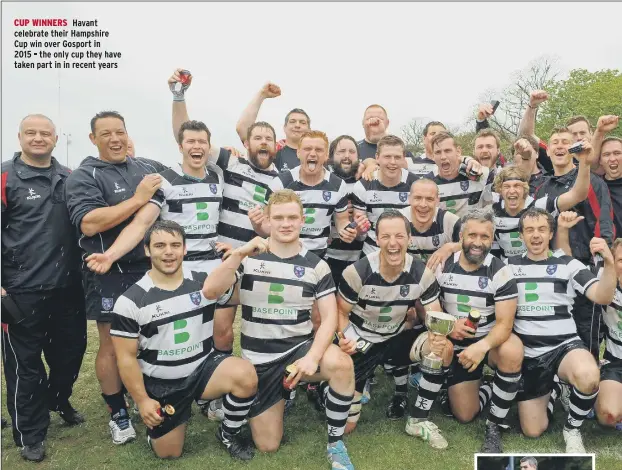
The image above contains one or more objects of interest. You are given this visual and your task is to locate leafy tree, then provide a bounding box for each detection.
[535,68,622,138]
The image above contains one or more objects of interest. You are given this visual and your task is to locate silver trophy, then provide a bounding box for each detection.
[420,311,456,375]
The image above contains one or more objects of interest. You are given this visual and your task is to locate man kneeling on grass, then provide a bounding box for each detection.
[203,189,357,470]
[335,210,453,449]
[110,220,257,460]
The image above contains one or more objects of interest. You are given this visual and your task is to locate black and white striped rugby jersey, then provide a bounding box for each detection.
[601,284,622,361]
[431,166,494,217]
[237,247,336,365]
[339,251,439,343]
[508,251,598,358]
[436,252,517,350]
[269,167,349,253]
[492,195,559,260]
[110,268,234,380]
[400,206,460,263]
[151,163,223,262]
[350,168,418,255]
[408,155,438,177]
[326,173,363,262]
[214,150,278,249]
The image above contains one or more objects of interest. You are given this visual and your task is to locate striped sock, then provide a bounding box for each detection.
[347,392,363,424]
[479,383,493,412]
[565,386,598,430]
[391,365,409,395]
[411,369,446,420]
[221,392,256,435]
[487,371,521,426]
[325,387,353,443]
[547,374,562,420]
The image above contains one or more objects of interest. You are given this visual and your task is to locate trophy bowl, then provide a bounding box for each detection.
[424,311,457,336]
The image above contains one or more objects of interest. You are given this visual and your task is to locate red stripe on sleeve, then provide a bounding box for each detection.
[1,172,8,208]
[586,185,601,237]
[539,140,548,150]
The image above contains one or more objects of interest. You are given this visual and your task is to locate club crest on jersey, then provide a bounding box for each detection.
[102,298,114,311]
[478,277,489,289]
[189,292,202,306]
[323,191,332,202]
[546,264,557,275]
[432,234,440,247]
[400,285,410,297]
[460,181,470,191]
[294,265,305,278]
[399,192,408,203]
[209,184,218,194]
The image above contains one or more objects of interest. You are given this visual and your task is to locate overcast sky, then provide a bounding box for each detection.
[3,2,622,168]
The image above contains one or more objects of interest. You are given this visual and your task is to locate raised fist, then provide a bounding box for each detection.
[529,90,548,107]
[477,103,494,121]
[596,115,619,134]
[260,82,281,99]
[168,68,192,100]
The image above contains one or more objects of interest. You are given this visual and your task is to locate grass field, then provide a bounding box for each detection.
[2,320,621,470]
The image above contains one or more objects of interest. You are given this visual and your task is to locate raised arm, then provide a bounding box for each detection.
[518,90,548,141]
[557,140,592,211]
[554,211,584,255]
[85,202,160,273]
[591,115,620,172]
[235,82,281,143]
[584,238,617,305]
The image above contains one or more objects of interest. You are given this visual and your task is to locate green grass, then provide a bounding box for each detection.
[2,321,621,470]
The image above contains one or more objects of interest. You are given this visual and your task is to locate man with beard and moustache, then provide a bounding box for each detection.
[473,129,502,171]
[1,115,86,462]
[65,111,167,445]
[509,208,615,452]
[325,135,364,287]
[234,81,310,172]
[535,128,614,361]
[601,135,622,238]
[436,210,522,453]
[428,132,493,217]
[110,220,258,461]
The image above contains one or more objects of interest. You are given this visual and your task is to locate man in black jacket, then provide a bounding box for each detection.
[1,114,87,462]
[535,127,615,359]
[65,111,167,445]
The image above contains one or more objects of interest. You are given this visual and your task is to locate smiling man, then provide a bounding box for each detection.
[601,136,622,239]
[66,110,167,445]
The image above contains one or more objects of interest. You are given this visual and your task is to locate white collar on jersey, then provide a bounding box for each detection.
[367,250,414,275]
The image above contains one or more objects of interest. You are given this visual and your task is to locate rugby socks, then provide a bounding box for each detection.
[325,387,353,443]
[487,371,521,426]
[347,391,363,425]
[102,390,127,417]
[221,392,256,435]
[548,374,562,420]
[384,364,409,395]
[411,369,446,420]
[565,386,598,431]
[479,383,493,413]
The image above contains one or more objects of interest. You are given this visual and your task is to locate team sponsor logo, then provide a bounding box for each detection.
[378,306,392,322]
[180,186,194,197]
[113,182,126,194]
[367,287,380,300]
[294,265,305,278]
[158,341,201,358]
[189,292,202,306]
[432,234,440,247]
[478,277,489,289]
[323,191,332,202]
[252,262,271,275]
[174,319,190,344]
[400,285,410,297]
[209,183,218,194]
[460,181,470,192]
[102,298,114,311]
[546,264,557,275]
[524,282,539,302]
[399,192,408,203]
[514,266,526,277]
[444,274,458,288]
[26,188,41,200]
[370,192,381,202]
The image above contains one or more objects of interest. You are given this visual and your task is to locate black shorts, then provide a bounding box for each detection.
[352,328,425,393]
[248,341,313,419]
[144,351,230,439]
[82,269,145,322]
[600,358,622,383]
[447,347,490,388]
[517,340,587,402]
[325,257,355,289]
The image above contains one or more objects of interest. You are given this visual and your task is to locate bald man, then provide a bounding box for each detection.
[1,115,87,462]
